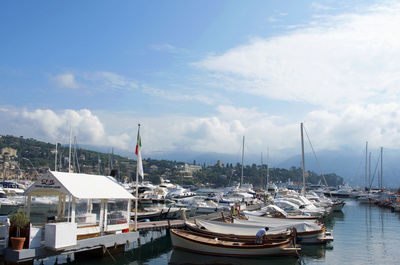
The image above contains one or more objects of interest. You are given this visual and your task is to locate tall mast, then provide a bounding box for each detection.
[240,135,245,188]
[365,141,368,190]
[380,147,383,190]
[73,136,77,173]
[134,124,141,231]
[266,147,270,191]
[54,143,58,171]
[260,152,263,190]
[301,123,306,196]
[368,152,371,190]
[68,126,72,173]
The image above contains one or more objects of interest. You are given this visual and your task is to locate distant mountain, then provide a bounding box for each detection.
[277,148,400,187]
[68,144,400,187]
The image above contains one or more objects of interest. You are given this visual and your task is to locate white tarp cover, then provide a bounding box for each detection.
[26,171,134,200]
[196,216,321,236]
[235,215,322,233]
[243,205,289,217]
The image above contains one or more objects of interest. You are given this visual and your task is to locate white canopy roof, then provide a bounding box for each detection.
[26,171,134,200]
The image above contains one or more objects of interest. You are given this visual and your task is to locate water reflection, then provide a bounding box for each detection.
[168,249,301,265]
[301,244,332,259]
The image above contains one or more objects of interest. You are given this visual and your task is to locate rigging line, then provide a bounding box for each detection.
[302,125,332,198]
[369,150,381,189]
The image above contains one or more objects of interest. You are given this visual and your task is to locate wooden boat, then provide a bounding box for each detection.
[170,228,300,257]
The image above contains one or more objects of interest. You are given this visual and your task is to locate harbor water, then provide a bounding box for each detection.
[44,199,400,265]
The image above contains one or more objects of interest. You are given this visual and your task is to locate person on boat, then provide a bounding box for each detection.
[255,226,269,244]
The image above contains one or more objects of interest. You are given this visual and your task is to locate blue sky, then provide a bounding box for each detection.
[1,0,399,163]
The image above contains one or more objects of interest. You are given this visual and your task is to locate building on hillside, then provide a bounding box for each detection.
[1,147,17,157]
[216,160,223,168]
[184,163,202,173]
[178,163,202,178]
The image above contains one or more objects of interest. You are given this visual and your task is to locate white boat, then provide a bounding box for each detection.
[0,181,25,196]
[195,216,332,244]
[0,188,23,215]
[166,187,196,199]
[244,205,319,220]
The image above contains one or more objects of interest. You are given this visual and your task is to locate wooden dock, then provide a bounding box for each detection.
[135,220,185,231]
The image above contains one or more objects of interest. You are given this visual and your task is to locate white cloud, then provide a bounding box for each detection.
[53,73,81,89]
[83,71,138,92]
[311,2,333,11]
[3,101,400,162]
[141,85,219,105]
[193,3,400,110]
[149,43,179,54]
[0,106,131,149]
[51,71,138,93]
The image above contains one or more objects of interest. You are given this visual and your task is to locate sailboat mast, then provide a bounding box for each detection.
[134,124,141,231]
[301,123,306,196]
[260,152,263,190]
[365,141,368,190]
[368,152,371,189]
[266,147,270,191]
[54,143,58,171]
[68,127,72,173]
[240,135,245,188]
[380,147,383,190]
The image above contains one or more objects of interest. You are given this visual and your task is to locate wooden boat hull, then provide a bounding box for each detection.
[170,229,300,257]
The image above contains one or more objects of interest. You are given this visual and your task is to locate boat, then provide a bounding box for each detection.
[193,216,333,244]
[170,228,300,257]
[0,181,25,196]
[0,187,23,215]
[131,206,184,221]
[166,187,196,199]
[244,205,320,220]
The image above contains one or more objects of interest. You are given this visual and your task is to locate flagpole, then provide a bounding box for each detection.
[134,124,140,231]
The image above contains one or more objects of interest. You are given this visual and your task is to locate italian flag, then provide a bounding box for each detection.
[135,126,144,178]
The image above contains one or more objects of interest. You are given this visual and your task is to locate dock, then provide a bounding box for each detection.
[0,219,186,264]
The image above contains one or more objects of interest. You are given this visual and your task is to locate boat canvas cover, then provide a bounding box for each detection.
[235,215,322,233]
[196,216,321,235]
[26,171,134,200]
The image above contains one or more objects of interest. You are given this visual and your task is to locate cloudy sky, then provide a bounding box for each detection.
[1,0,400,163]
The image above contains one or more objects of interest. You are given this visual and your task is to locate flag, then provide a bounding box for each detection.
[135,126,144,178]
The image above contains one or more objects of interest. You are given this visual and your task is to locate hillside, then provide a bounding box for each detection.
[0,134,344,188]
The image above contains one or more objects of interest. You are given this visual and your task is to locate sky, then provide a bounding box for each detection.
[1,0,400,165]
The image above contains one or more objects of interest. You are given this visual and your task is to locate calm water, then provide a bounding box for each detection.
[47,199,400,265]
